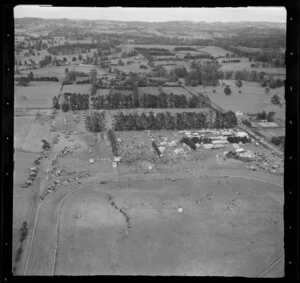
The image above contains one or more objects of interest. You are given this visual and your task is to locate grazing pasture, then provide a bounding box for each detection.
[14,82,61,108]
[54,176,283,276]
[191,81,285,120]
[161,86,192,97]
[199,46,233,57]
[138,86,160,96]
[219,57,286,76]
[62,84,91,94]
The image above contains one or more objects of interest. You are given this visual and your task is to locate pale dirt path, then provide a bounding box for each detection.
[19,113,56,275]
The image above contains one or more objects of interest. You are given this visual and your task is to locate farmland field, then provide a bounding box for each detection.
[14,82,61,108]
[19,64,108,80]
[62,84,91,94]
[14,114,52,152]
[191,81,285,121]
[108,107,211,116]
[161,86,192,96]
[219,57,286,76]
[53,175,283,276]
[199,46,233,57]
[138,86,160,95]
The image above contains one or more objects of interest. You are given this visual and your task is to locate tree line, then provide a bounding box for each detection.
[85,111,105,132]
[112,110,237,131]
[48,43,98,55]
[91,91,210,110]
[53,92,89,112]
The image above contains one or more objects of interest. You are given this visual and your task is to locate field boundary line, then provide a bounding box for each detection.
[52,181,96,275]
[23,202,41,275]
[257,254,284,278]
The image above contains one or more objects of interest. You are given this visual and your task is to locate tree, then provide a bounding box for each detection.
[271,94,281,105]
[257,111,267,120]
[52,96,60,109]
[78,54,82,61]
[224,86,232,95]
[61,102,69,112]
[267,111,276,122]
[72,57,77,62]
[265,87,270,94]
[27,72,34,81]
[17,77,30,86]
[235,79,242,88]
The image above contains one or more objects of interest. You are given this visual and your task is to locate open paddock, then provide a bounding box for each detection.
[161,86,192,97]
[255,127,285,139]
[62,84,91,94]
[199,46,233,57]
[14,113,51,153]
[219,57,286,76]
[138,86,160,96]
[191,81,285,120]
[14,82,61,108]
[53,175,283,276]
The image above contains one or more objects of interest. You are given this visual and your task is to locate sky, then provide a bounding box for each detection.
[14,6,286,23]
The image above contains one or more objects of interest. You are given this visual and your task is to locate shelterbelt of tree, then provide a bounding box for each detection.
[91,91,210,110]
[47,43,98,55]
[111,110,237,131]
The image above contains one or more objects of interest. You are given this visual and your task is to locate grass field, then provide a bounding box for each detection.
[138,86,160,95]
[14,82,61,108]
[255,127,286,139]
[199,46,233,57]
[13,150,39,271]
[62,84,91,94]
[161,86,192,97]
[219,57,286,76]
[191,81,285,121]
[19,64,108,80]
[54,176,283,276]
[14,114,52,152]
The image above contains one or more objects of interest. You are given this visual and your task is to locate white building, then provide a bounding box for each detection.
[236,131,249,138]
[235,148,246,153]
[235,111,243,117]
[203,144,213,149]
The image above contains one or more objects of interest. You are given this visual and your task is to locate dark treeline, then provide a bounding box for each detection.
[113,110,237,131]
[92,91,210,110]
[85,111,105,132]
[107,129,119,156]
[271,136,285,148]
[185,62,221,86]
[221,46,285,67]
[48,43,98,55]
[222,59,241,63]
[39,55,52,68]
[57,92,90,112]
[76,79,90,84]
[32,76,59,82]
[180,135,251,149]
[184,54,214,60]
[173,47,198,51]
[134,47,175,57]
[227,136,251,143]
